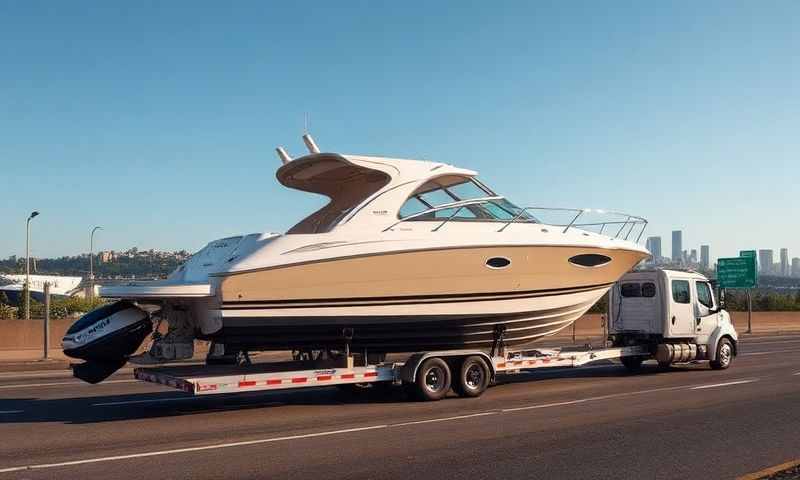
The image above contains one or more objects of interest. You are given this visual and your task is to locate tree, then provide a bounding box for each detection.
[0,291,8,305]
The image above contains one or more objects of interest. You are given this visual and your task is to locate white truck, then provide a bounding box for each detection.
[133,268,737,401]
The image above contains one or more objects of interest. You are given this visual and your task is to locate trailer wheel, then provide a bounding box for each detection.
[710,338,734,370]
[621,355,644,372]
[452,356,490,398]
[412,357,452,401]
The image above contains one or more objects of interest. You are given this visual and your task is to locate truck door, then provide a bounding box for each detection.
[693,280,717,343]
[668,279,694,337]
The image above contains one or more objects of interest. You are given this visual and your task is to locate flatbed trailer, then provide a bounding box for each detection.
[134,344,650,401]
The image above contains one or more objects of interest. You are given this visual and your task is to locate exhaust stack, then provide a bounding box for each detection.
[302,134,321,154]
[276,147,292,165]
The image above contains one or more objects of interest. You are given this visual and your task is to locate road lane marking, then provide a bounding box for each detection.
[0,379,137,390]
[0,410,23,414]
[0,425,389,474]
[690,379,757,390]
[737,458,800,480]
[0,376,774,474]
[391,411,497,427]
[741,348,800,356]
[793,372,800,376]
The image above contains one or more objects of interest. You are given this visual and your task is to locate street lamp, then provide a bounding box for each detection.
[89,226,102,299]
[25,211,40,320]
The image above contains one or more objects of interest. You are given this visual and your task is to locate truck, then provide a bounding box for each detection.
[133,268,738,402]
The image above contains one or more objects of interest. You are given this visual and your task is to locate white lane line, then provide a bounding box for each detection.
[390,411,497,427]
[0,379,137,390]
[502,398,588,412]
[690,379,757,390]
[741,348,800,356]
[93,396,202,407]
[793,372,800,376]
[0,378,768,474]
[0,410,23,414]
[0,425,389,474]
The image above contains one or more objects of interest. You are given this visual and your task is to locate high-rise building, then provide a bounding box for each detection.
[700,245,710,270]
[672,231,682,264]
[690,249,698,264]
[780,248,789,276]
[759,249,774,275]
[792,258,800,278]
[646,237,662,263]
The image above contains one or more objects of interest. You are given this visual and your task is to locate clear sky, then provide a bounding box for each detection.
[1,1,798,262]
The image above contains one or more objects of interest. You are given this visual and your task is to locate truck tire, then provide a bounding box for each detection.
[710,338,734,370]
[621,355,644,372]
[452,356,490,398]
[412,357,452,401]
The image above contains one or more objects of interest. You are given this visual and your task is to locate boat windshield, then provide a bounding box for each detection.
[398,176,536,222]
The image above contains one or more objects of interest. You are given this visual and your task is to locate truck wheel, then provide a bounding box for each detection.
[710,338,734,370]
[413,357,452,401]
[452,356,490,398]
[621,355,644,372]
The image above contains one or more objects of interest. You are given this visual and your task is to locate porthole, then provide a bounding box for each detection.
[486,257,511,269]
[569,253,612,268]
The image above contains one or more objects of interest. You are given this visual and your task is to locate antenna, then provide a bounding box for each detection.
[302,133,320,154]
[276,147,292,165]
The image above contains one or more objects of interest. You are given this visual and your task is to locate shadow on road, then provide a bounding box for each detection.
[0,362,707,425]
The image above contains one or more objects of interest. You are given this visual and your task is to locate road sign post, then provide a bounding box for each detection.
[717,255,758,334]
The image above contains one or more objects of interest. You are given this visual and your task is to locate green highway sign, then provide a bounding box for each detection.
[717,256,758,289]
[739,250,756,258]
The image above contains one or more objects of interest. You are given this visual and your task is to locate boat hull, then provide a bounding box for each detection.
[213,282,614,352]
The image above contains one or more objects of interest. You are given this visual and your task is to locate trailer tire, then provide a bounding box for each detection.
[412,357,451,401]
[710,338,734,370]
[621,355,644,372]
[452,356,490,398]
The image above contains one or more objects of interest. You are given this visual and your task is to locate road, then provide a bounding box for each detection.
[1,335,799,480]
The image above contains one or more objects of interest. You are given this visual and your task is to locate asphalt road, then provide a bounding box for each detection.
[1,335,799,480]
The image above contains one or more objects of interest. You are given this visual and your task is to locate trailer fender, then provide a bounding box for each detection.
[400,350,496,384]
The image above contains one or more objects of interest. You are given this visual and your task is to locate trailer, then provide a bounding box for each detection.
[134,344,651,401]
[133,268,738,401]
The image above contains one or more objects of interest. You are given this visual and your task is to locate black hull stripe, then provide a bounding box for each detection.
[221,282,613,310]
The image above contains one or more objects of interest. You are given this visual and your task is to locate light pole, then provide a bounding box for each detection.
[25,211,40,320]
[89,226,102,299]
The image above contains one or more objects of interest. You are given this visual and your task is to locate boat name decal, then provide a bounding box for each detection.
[74,317,113,344]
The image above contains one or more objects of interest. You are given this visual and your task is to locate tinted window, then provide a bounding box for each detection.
[672,280,691,304]
[641,282,656,298]
[697,282,713,308]
[621,283,641,297]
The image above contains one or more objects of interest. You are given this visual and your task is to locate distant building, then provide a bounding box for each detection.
[792,258,800,278]
[700,245,710,270]
[690,249,698,265]
[672,231,683,265]
[646,237,662,263]
[780,248,789,276]
[759,249,774,275]
[98,251,116,263]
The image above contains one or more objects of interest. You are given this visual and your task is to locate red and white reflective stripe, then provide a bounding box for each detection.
[496,356,566,371]
[196,370,383,392]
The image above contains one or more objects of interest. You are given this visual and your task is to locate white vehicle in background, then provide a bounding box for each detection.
[608,269,738,370]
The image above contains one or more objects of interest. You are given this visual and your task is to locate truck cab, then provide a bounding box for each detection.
[608,269,738,369]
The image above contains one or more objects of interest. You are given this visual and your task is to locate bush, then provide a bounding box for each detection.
[0,304,17,320]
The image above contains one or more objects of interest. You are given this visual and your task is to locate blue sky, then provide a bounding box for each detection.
[1,1,798,262]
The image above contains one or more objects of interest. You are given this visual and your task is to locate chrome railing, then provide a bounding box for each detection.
[497,206,648,242]
[383,197,648,242]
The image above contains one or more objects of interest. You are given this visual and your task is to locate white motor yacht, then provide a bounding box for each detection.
[63,135,650,382]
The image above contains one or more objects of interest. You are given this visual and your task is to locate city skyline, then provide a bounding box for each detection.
[2,2,799,259]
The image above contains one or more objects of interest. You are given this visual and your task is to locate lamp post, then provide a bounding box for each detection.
[25,211,40,320]
[89,226,102,299]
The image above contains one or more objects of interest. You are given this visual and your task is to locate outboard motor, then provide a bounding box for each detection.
[63,300,152,384]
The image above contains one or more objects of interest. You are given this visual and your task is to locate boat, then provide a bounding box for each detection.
[63,135,650,383]
[0,274,83,305]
